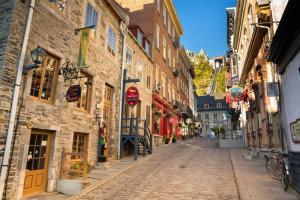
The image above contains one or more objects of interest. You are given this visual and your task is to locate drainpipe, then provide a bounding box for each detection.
[0,0,36,198]
[118,21,127,159]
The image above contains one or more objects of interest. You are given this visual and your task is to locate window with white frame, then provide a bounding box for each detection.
[163,36,166,60]
[137,29,143,45]
[172,26,175,40]
[168,80,172,101]
[163,3,167,26]
[156,25,160,50]
[172,86,176,102]
[217,103,222,109]
[125,47,133,75]
[155,65,160,87]
[168,48,171,66]
[157,0,160,13]
[204,103,209,109]
[248,5,253,34]
[108,27,116,56]
[146,63,151,90]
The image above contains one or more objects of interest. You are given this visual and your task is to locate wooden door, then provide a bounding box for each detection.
[103,84,113,156]
[23,131,51,196]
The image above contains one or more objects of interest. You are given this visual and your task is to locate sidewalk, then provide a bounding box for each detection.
[23,141,179,200]
[230,149,299,200]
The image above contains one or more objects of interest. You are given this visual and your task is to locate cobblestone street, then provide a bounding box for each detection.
[77,138,239,200]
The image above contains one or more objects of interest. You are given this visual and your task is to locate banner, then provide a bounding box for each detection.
[77,28,91,68]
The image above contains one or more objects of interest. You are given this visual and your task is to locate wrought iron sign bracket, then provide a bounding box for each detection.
[75,25,95,35]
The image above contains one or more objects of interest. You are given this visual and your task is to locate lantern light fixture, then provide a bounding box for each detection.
[23,46,47,74]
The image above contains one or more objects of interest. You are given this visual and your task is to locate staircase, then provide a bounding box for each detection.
[121,117,152,160]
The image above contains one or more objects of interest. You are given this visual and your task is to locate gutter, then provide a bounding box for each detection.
[0,0,36,198]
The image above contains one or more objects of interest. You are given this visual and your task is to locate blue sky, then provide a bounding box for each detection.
[173,0,237,57]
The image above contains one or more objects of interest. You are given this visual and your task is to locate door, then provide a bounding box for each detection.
[103,84,113,156]
[23,131,51,196]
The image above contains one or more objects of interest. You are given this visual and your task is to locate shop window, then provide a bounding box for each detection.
[30,55,58,102]
[76,72,92,111]
[85,3,98,31]
[108,27,116,56]
[72,133,88,159]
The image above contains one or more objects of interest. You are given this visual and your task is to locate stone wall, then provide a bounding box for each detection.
[2,0,123,199]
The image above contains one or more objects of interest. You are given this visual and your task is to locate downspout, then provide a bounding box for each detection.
[118,21,127,159]
[0,0,36,198]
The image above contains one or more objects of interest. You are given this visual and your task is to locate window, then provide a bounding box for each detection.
[168,80,172,101]
[168,48,171,66]
[205,114,209,122]
[162,74,167,98]
[172,26,175,40]
[157,0,160,13]
[146,64,151,90]
[248,5,253,33]
[137,30,143,45]
[72,133,88,159]
[136,59,144,82]
[85,3,98,30]
[145,41,150,55]
[155,65,160,88]
[156,25,160,50]
[163,36,166,60]
[108,27,116,56]
[168,15,171,35]
[232,55,238,77]
[204,103,209,109]
[30,55,58,102]
[76,72,92,111]
[125,47,133,75]
[217,103,222,109]
[163,3,167,26]
[172,86,176,102]
[172,56,175,68]
[214,114,218,122]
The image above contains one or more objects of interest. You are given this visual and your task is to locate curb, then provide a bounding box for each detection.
[228,149,242,200]
[70,143,180,199]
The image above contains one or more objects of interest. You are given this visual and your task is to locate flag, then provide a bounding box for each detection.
[78,28,91,68]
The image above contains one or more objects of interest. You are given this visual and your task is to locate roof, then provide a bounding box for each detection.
[196,95,228,112]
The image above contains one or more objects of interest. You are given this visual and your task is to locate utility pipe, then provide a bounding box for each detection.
[117,21,127,159]
[0,0,36,198]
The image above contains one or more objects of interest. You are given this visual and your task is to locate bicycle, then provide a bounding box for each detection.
[265,150,290,191]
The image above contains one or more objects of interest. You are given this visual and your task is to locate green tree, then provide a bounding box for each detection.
[215,66,226,95]
[193,55,214,96]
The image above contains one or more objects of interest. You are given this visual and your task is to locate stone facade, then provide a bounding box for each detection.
[0,0,125,199]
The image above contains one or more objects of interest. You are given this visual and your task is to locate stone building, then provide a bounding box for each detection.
[232,0,281,149]
[115,0,192,141]
[0,0,127,198]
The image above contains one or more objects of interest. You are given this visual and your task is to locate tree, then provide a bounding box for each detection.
[193,55,214,96]
[215,66,226,95]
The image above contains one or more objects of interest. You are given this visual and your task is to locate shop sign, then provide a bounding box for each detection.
[169,117,178,125]
[267,82,279,97]
[290,118,300,143]
[66,85,82,102]
[126,86,139,107]
[229,86,244,101]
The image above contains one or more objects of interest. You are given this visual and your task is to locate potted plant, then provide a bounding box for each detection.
[220,127,226,139]
[172,135,176,143]
[164,137,170,144]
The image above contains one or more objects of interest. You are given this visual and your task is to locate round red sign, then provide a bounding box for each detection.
[169,117,178,125]
[126,86,139,107]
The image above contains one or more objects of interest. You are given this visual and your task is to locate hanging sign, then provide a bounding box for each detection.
[126,86,139,107]
[66,85,82,102]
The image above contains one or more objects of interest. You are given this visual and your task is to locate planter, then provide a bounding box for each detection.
[164,137,170,144]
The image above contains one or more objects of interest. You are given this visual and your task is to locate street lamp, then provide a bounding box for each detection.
[23,46,47,74]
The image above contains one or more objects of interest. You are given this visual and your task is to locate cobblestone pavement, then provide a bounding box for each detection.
[78,138,239,200]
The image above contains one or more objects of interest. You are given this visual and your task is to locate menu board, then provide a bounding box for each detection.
[290,119,300,143]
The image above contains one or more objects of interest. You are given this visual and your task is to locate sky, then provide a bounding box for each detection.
[173,0,237,58]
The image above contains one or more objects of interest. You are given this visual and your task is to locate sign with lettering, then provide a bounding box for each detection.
[290,118,300,143]
[230,86,244,101]
[126,86,139,107]
[66,85,82,102]
[267,82,279,97]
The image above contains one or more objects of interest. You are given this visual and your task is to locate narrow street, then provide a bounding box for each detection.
[78,138,239,200]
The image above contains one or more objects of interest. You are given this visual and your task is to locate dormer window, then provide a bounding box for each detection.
[217,103,222,109]
[204,103,209,109]
[137,30,143,45]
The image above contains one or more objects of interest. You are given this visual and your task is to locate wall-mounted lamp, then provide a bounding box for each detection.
[23,46,47,74]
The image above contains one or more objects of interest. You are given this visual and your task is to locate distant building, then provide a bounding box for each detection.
[186,48,208,64]
[196,95,230,135]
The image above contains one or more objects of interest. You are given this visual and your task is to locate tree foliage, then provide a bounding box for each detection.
[193,55,214,96]
[215,66,226,95]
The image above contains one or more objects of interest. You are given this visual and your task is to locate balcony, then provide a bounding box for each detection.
[172,67,179,77]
